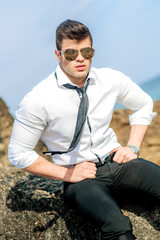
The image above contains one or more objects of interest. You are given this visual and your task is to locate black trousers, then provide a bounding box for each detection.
[63,158,160,240]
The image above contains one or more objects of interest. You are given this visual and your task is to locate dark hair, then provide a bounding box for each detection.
[56,19,93,50]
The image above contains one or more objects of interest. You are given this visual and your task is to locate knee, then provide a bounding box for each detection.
[128,157,160,171]
[124,158,160,183]
[127,158,147,171]
[127,157,159,169]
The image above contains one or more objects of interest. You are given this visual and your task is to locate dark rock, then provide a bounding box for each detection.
[0,168,160,240]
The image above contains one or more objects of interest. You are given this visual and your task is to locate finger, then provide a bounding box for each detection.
[90,174,96,179]
[113,149,122,159]
[86,161,96,166]
[86,162,97,170]
[110,147,120,153]
[87,170,96,179]
[113,153,123,163]
[117,157,124,163]
[123,152,128,157]
[81,161,95,168]
[122,154,136,162]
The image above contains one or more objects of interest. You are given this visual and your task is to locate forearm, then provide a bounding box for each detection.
[127,124,148,149]
[23,156,73,182]
[23,156,97,183]
[9,121,96,182]
[112,124,149,163]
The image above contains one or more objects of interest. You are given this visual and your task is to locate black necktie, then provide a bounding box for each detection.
[43,77,90,155]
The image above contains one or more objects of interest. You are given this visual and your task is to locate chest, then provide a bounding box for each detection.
[45,83,117,130]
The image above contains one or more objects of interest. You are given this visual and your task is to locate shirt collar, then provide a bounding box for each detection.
[55,64,97,87]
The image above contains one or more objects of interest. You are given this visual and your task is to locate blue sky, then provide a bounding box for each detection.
[1,0,160,115]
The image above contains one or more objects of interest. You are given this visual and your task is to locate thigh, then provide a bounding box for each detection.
[64,178,132,234]
[113,158,160,200]
[64,178,114,219]
[64,164,114,215]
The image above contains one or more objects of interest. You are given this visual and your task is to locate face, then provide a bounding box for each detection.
[55,37,94,87]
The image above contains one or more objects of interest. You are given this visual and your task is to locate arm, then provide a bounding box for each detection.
[112,73,156,163]
[127,124,148,148]
[112,125,148,163]
[8,98,96,182]
[24,156,97,183]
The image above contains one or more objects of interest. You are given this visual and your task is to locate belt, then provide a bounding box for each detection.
[96,152,116,167]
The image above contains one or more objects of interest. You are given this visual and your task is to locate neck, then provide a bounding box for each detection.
[66,72,88,88]
[60,65,88,88]
[69,77,87,88]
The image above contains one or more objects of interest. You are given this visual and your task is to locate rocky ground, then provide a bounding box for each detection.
[0,98,160,239]
[0,167,160,240]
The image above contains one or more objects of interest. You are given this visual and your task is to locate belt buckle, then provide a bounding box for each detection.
[103,152,116,165]
[103,155,110,165]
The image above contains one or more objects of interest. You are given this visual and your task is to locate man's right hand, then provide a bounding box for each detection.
[23,156,97,183]
[67,161,97,183]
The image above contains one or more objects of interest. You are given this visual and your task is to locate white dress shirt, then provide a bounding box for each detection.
[8,65,156,169]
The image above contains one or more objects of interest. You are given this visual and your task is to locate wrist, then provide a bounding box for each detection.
[63,167,74,182]
[126,145,140,157]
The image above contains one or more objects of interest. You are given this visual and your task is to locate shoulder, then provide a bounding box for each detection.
[32,72,57,94]
[90,67,131,85]
[15,72,57,120]
[21,71,57,104]
[91,67,130,79]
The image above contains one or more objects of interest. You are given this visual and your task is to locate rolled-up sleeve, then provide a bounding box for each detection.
[117,73,156,126]
[8,94,47,169]
[129,98,156,126]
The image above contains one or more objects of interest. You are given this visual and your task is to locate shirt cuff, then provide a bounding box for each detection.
[8,144,39,169]
[129,112,156,126]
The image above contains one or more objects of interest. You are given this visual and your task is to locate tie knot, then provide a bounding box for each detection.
[63,78,90,93]
[63,84,78,90]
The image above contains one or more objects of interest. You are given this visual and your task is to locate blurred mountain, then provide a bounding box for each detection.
[140,75,160,100]
[115,75,160,110]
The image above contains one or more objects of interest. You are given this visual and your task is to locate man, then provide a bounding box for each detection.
[8,19,160,240]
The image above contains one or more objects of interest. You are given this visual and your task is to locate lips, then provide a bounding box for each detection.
[75,65,86,71]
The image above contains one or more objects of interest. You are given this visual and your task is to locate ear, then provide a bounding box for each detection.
[55,50,61,62]
[91,46,95,60]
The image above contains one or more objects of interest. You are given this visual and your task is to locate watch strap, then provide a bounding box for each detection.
[126,145,140,157]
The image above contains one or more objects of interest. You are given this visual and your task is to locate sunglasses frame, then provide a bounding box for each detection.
[59,47,95,61]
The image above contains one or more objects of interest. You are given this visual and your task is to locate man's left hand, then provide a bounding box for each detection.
[111,147,137,163]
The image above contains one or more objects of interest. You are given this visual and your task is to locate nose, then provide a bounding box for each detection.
[76,50,84,61]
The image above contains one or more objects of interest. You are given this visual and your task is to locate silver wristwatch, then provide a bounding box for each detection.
[126,145,140,157]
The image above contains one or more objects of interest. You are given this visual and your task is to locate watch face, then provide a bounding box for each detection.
[127,145,139,156]
[132,146,138,153]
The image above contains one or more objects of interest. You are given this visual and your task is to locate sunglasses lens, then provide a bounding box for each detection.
[62,48,94,61]
[81,47,94,59]
[64,49,78,61]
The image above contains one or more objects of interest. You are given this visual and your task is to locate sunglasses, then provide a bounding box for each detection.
[59,47,95,61]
